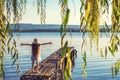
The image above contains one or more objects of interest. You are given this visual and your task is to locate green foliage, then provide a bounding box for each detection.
[80,0,100,77]
[37,0,46,24]
[64,70,69,80]
[111,0,120,32]
[0,0,26,79]
[59,0,73,80]
[0,0,8,77]
[62,48,72,80]
[100,0,109,12]
[112,59,120,78]
[105,47,107,59]
[80,0,120,78]
[107,35,119,57]
[60,7,70,46]
[6,0,26,24]
[105,22,110,32]
[62,41,68,57]
[82,51,87,77]
[61,9,70,41]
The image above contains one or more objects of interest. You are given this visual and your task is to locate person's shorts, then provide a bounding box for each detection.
[31,55,41,62]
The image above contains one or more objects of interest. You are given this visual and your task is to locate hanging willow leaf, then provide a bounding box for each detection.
[83,51,87,64]
[0,52,4,58]
[112,59,120,77]
[0,59,5,80]
[61,31,66,40]
[1,39,6,47]
[104,0,109,7]
[117,40,120,45]
[82,51,87,77]
[64,70,68,80]
[105,21,109,31]
[17,69,21,74]
[82,64,87,77]
[37,0,46,24]
[62,41,68,57]
[13,39,17,48]
[16,50,18,59]
[80,0,84,13]
[7,33,13,53]
[112,66,115,78]
[0,32,5,39]
[115,61,120,75]
[12,52,16,60]
[11,46,14,55]
[16,63,20,71]
[108,46,114,56]
[63,9,70,27]
[63,49,72,80]
[12,58,17,65]
[80,16,84,31]
[100,48,104,57]
[105,47,107,59]
[61,24,64,36]
[67,50,72,80]
[115,44,118,52]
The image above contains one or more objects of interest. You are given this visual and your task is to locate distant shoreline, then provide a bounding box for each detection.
[10,23,111,32]
[12,29,111,32]
[12,29,80,32]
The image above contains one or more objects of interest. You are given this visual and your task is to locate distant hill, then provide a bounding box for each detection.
[10,23,80,32]
[10,23,111,32]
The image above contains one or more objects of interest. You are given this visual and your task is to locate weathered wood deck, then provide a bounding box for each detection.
[20,47,77,80]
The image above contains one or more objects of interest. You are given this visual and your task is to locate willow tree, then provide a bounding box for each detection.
[0,0,120,80]
[111,0,120,77]
[79,0,120,77]
[0,0,26,79]
[80,0,100,76]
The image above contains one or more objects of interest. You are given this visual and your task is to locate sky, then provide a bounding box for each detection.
[20,0,81,25]
[20,0,112,25]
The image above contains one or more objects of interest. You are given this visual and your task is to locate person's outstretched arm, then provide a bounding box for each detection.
[40,42,52,46]
[21,43,31,46]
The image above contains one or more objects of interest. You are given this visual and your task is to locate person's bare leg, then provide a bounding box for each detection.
[36,60,39,73]
[32,60,34,72]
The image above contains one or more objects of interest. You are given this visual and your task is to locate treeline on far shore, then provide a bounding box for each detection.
[12,28,111,32]
[10,23,112,32]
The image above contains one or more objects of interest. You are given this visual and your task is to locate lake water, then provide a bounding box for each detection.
[4,32,120,80]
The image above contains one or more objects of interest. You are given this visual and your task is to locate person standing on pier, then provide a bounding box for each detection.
[21,38,52,73]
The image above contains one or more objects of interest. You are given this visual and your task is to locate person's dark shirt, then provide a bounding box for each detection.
[31,43,40,56]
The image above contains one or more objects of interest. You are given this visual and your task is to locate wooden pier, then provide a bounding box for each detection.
[20,47,77,80]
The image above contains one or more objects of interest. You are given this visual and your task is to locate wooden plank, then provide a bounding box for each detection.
[20,47,75,80]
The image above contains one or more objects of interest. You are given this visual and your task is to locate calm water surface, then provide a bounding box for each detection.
[4,32,120,80]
